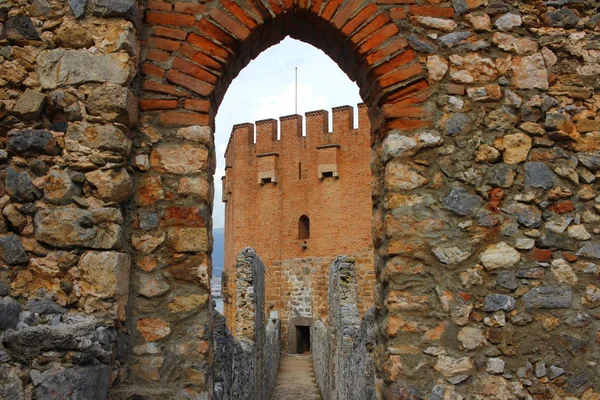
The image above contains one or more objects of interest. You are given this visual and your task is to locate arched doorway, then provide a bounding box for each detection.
[134,1,432,398]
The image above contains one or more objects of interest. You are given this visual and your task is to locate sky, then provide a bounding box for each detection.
[212,37,363,228]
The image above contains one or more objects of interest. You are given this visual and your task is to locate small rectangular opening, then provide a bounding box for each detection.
[296,326,310,354]
[321,171,334,178]
[261,177,272,184]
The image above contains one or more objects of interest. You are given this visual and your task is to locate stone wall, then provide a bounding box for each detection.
[1,0,600,398]
[275,251,374,352]
[0,0,139,398]
[215,248,279,400]
[312,256,376,400]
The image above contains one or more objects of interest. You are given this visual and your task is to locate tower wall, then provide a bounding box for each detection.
[222,104,373,337]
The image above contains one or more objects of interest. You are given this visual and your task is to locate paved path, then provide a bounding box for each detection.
[270,354,322,400]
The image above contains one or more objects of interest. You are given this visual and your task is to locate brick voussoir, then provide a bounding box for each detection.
[180,43,224,72]
[377,62,424,89]
[187,33,232,61]
[350,13,390,46]
[159,111,210,126]
[221,0,261,28]
[172,57,219,85]
[166,69,215,96]
[146,12,196,26]
[357,23,399,56]
[321,0,344,21]
[340,4,379,37]
[209,8,251,40]
[196,18,238,47]
[139,99,179,110]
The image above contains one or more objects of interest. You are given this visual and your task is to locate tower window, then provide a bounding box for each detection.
[298,215,310,240]
[299,162,302,180]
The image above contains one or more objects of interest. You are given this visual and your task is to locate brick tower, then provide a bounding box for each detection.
[221,104,375,351]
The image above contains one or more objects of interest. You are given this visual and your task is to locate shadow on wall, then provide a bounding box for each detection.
[312,256,376,400]
[213,248,281,400]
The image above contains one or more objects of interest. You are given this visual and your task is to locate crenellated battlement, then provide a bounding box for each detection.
[224,104,369,160]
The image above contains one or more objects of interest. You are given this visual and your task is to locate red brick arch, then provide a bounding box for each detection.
[140,0,439,133]
[136,0,449,397]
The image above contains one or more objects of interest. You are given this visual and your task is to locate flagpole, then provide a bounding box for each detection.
[295,67,298,115]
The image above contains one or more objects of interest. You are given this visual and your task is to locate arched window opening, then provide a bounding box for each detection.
[298,215,310,240]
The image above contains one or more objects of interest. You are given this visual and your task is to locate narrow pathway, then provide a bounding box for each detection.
[270,354,322,400]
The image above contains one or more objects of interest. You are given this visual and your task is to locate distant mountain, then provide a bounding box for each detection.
[212,228,225,278]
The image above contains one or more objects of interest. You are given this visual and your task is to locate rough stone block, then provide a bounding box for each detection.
[37,49,132,89]
[34,207,123,249]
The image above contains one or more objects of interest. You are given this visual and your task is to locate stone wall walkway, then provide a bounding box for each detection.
[269,355,322,400]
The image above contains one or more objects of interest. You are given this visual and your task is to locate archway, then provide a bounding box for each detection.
[131,0,445,394]
[135,1,433,398]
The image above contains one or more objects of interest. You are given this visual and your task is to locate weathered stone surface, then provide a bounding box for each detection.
[443,188,482,216]
[90,0,141,28]
[551,258,577,285]
[65,122,132,157]
[414,16,457,32]
[427,55,448,82]
[480,242,520,270]
[497,271,518,291]
[37,49,132,89]
[457,326,486,350]
[44,167,76,205]
[434,355,473,377]
[168,227,209,252]
[449,54,497,83]
[439,31,473,47]
[34,207,122,249]
[0,365,24,399]
[408,33,439,53]
[35,365,110,400]
[2,316,97,360]
[523,285,573,309]
[503,202,541,228]
[577,242,600,259]
[68,0,88,18]
[511,54,549,90]
[578,153,600,172]
[494,13,521,31]
[502,133,531,164]
[150,144,208,175]
[524,162,555,189]
[138,274,169,298]
[466,84,502,102]
[86,84,138,127]
[385,160,428,191]
[493,32,537,54]
[12,89,46,120]
[442,113,471,135]
[0,234,29,265]
[486,358,505,374]
[6,167,42,203]
[79,251,130,300]
[30,298,67,315]
[5,16,40,42]
[137,318,170,342]
[0,297,21,330]
[168,294,209,313]
[55,23,95,49]
[484,294,516,312]
[131,232,165,253]
[545,8,579,28]
[85,168,133,202]
[432,246,471,265]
